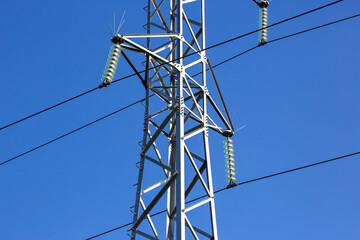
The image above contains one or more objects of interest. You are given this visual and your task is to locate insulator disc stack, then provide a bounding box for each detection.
[101,42,122,86]
[224,138,236,184]
[259,0,269,44]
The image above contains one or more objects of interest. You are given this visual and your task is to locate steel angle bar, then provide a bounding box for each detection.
[168,118,177,137]
[149,58,169,78]
[207,59,234,131]
[152,41,173,54]
[184,124,203,137]
[184,90,202,102]
[183,96,221,133]
[144,155,175,174]
[183,105,202,122]
[182,39,202,58]
[151,22,174,34]
[183,88,191,100]
[184,58,203,69]
[185,161,207,198]
[151,57,172,76]
[122,33,179,38]
[188,115,224,135]
[207,95,232,131]
[149,59,171,95]
[184,126,205,141]
[184,144,211,196]
[120,44,144,53]
[150,0,166,20]
[140,106,177,156]
[149,60,167,83]
[140,198,160,239]
[151,87,171,104]
[120,37,178,69]
[192,225,213,239]
[188,82,202,89]
[184,94,203,123]
[141,177,169,194]
[149,106,170,119]
[152,86,177,88]
[149,120,170,137]
[146,130,167,177]
[204,114,222,131]
[163,39,179,63]
[184,28,202,56]
[190,152,205,163]
[183,9,201,50]
[131,172,179,230]
[151,72,173,85]
[188,101,222,132]
[173,13,201,26]
[183,0,198,5]
[121,51,146,86]
[183,78,203,117]
[185,97,219,129]
[145,54,150,86]
[206,124,224,134]
[184,197,212,213]
[166,160,207,218]
[184,215,200,240]
[184,72,203,89]
[170,2,178,13]
[134,229,158,240]
[150,0,170,31]
[166,161,205,219]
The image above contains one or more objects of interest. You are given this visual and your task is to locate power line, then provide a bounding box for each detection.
[201,0,343,53]
[0,74,136,132]
[214,13,360,68]
[1,12,358,167]
[85,151,360,240]
[0,97,147,166]
[191,13,360,77]
[268,13,360,44]
[0,0,342,132]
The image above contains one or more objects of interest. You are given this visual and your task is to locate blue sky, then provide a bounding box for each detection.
[0,0,359,239]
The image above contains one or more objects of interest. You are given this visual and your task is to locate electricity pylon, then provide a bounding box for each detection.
[111,0,234,239]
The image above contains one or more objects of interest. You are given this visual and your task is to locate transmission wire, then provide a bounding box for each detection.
[85,151,360,239]
[0,97,149,166]
[1,12,358,167]
[192,13,360,76]
[0,0,343,132]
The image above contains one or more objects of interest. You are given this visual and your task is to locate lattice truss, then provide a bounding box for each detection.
[115,0,234,239]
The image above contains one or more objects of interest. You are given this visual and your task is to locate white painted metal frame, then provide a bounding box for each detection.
[121,0,234,239]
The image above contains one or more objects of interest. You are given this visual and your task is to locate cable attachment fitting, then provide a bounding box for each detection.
[99,35,124,88]
[224,137,237,188]
[258,0,269,46]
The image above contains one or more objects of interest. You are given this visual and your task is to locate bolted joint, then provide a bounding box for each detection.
[98,80,112,88]
[111,35,124,44]
[258,0,269,8]
[226,180,237,189]
[258,41,268,47]
[222,130,234,138]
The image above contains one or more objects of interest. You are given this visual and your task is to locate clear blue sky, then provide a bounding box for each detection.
[0,0,359,239]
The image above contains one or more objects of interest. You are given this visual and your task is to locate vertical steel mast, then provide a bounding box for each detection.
[115,0,234,239]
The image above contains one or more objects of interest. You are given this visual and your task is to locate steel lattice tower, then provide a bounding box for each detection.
[114,0,234,239]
